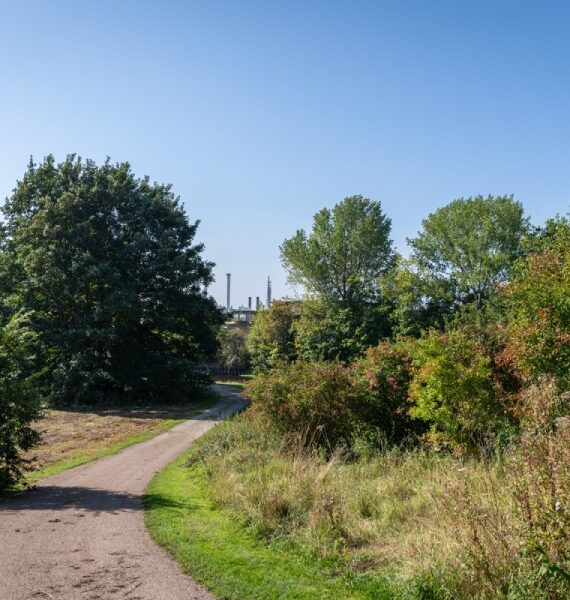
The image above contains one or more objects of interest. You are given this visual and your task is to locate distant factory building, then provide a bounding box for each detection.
[224,274,273,326]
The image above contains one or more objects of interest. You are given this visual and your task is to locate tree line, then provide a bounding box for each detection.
[1,155,568,489]
[232,193,569,452]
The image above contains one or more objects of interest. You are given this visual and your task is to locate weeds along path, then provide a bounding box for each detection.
[0,385,248,600]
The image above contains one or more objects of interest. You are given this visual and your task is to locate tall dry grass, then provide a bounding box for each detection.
[438,377,570,598]
[189,378,569,598]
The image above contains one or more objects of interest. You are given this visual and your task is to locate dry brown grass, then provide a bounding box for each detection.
[25,402,211,476]
[438,378,570,598]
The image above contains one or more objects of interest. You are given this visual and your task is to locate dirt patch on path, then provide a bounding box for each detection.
[0,385,247,600]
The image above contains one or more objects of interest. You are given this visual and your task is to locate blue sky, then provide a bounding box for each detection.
[1,1,568,307]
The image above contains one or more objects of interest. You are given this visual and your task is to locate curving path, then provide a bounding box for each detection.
[0,385,248,600]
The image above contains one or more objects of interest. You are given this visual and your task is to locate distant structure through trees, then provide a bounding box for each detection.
[225,274,273,325]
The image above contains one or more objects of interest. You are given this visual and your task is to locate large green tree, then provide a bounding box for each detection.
[0,313,41,490]
[408,195,530,309]
[280,195,394,310]
[1,155,223,404]
[280,195,394,361]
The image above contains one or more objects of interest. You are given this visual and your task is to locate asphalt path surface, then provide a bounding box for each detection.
[0,385,248,600]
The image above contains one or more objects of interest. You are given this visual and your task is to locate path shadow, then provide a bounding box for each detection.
[45,386,246,421]
[48,403,210,420]
[47,388,224,419]
[0,485,195,515]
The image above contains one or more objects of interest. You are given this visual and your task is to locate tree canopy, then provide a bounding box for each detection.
[280,195,394,310]
[1,155,223,404]
[408,195,530,307]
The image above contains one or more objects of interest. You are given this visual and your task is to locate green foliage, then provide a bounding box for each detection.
[279,195,395,362]
[0,313,42,490]
[294,299,392,363]
[245,361,377,451]
[247,300,299,373]
[408,326,505,452]
[523,214,570,254]
[354,340,418,444]
[293,300,361,363]
[380,255,456,337]
[408,195,530,309]
[248,297,393,369]
[1,155,223,405]
[502,216,570,390]
[245,348,418,451]
[444,378,570,599]
[280,195,394,310]
[218,326,250,371]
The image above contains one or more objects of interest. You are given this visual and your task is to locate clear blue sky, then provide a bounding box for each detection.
[1,1,568,307]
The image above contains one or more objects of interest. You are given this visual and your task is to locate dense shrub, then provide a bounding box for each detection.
[0,314,42,490]
[408,327,508,453]
[245,348,422,452]
[245,361,376,450]
[353,340,418,444]
[292,301,354,363]
[217,326,250,372]
[502,217,570,390]
[294,299,392,363]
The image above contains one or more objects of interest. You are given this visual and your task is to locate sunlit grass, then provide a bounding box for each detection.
[146,395,570,599]
[25,395,217,484]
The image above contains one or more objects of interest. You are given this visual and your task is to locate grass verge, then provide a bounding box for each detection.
[144,441,402,600]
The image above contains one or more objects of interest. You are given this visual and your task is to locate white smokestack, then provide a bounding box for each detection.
[226,273,231,311]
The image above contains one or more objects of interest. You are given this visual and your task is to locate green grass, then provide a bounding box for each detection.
[27,396,216,484]
[144,442,405,600]
[144,406,570,600]
[215,380,246,390]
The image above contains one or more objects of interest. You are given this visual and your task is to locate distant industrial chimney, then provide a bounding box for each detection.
[248,296,252,309]
[266,276,272,308]
[226,273,231,311]
[256,296,260,309]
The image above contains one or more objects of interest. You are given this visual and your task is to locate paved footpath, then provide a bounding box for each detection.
[0,385,247,600]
